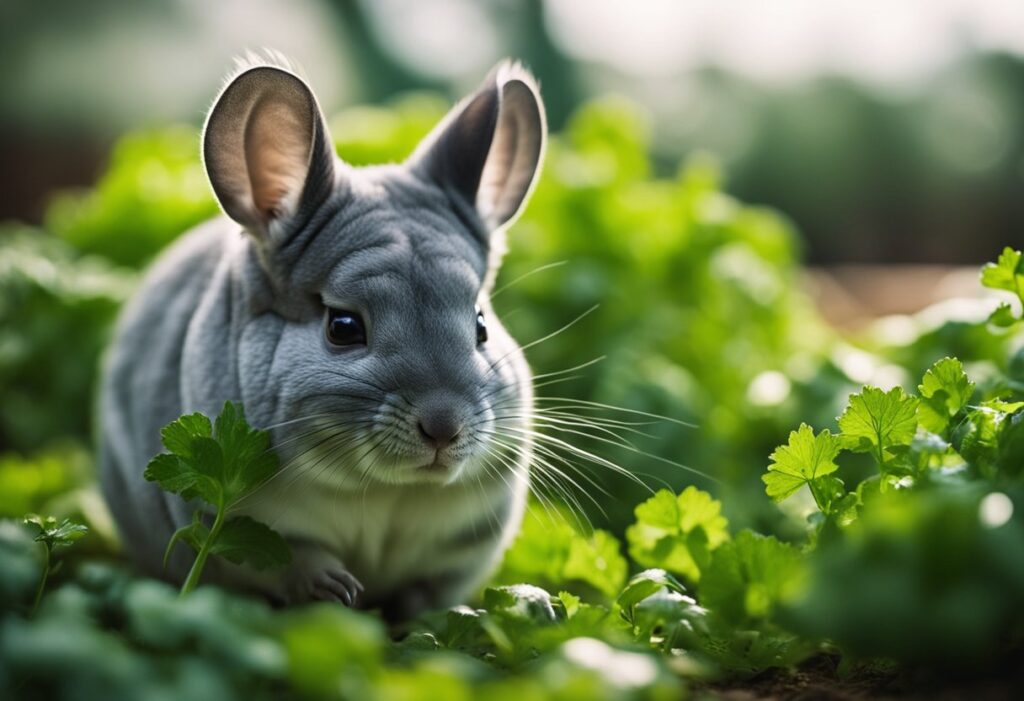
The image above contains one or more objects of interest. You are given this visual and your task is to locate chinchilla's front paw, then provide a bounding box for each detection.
[284,544,363,606]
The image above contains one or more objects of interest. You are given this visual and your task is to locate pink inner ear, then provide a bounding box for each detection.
[244,95,314,220]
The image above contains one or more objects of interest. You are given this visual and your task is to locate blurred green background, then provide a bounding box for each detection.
[5,0,1024,264]
[3,3,1024,696]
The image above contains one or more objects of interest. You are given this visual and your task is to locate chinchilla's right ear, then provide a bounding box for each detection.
[203,59,336,242]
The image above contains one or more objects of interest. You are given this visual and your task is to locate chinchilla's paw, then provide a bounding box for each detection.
[284,545,364,606]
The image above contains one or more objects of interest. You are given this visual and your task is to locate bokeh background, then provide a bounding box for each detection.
[4,0,1024,263]
[3,0,1024,536]
[4,5,1024,692]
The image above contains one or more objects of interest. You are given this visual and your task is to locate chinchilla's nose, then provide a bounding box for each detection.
[416,397,465,450]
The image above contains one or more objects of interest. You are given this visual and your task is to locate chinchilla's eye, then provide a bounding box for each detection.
[325,309,367,346]
[476,308,488,345]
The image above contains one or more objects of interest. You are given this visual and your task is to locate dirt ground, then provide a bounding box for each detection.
[698,655,1024,701]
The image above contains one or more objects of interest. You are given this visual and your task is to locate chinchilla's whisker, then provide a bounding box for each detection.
[533,396,697,428]
[259,412,337,431]
[264,423,373,497]
[262,430,367,527]
[488,433,599,531]
[317,368,392,396]
[528,375,583,392]
[511,431,615,502]
[508,423,718,487]
[487,430,607,524]
[333,432,390,533]
[470,446,513,536]
[497,425,656,492]
[529,405,659,428]
[481,304,600,385]
[530,356,607,381]
[489,260,567,298]
[268,412,378,454]
[481,440,563,529]
[496,413,644,449]
[234,420,374,506]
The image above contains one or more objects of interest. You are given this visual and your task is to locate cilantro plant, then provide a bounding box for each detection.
[981,247,1024,325]
[23,515,87,612]
[144,401,290,594]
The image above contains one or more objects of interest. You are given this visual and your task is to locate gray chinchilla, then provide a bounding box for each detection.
[99,53,544,620]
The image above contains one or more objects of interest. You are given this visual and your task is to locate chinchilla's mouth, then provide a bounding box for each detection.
[416,455,452,473]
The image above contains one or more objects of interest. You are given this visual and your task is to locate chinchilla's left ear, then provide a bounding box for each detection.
[203,56,336,242]
[408,61,546,232]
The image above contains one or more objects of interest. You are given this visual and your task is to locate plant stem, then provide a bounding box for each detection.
[180,504,226,596]
[32,545,50,613]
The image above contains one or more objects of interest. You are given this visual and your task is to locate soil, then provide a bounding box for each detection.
[698,655,1024,701]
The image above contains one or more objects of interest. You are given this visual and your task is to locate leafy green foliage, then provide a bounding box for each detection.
[625,487,729,582]
[494,508,627,600]
[763,424,842,512]
[981,247,1024,305]
[23,515,87,611]
[45,128,218,267]
[917,357,975,435]
[838,386,919,468]
[0,227,133,451]
[145,402,290,592]
[6,98,1024,697]
[699,531,804,626]
[23,515,88,550]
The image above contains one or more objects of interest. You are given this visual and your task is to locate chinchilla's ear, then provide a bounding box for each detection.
[408,60,546,232]
[203,57,335,240]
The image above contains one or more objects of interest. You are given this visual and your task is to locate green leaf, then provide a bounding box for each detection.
[626,487,729,582]
[616,569,687,613]
[159,412,212,459]
[700,530,805,625]
[144,454,203,501]
[988,302,1017,327]
[555,591,581,619]
[838,386,919,467]
[494,507,627,600]
[762,423,840,504]
[209,516,291,570]
[562,529,628,599]
[917,358,975,435]
[213,401,279,501]
[146,403,281,509]
[980,247,1024,301]
[483,584,558,624]
[23,515,88,549]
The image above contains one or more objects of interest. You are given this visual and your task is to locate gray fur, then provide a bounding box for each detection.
[99,56,545,619]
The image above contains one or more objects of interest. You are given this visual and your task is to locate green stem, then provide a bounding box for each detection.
[180,503,226,596]
[807,479,828,515]
[32,545,51,613]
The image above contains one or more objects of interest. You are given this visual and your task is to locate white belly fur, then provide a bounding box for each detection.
[237,459,528,597]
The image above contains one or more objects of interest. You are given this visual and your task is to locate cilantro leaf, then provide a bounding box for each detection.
[23,515,88,549]
[495,506,627,600]
[145,401,290,594]
[626,487,729,582]
[210,516,291,570]
[22,515,87,611]
[699,530,805,625]
[159,412,212,459]
[762,423,840,505]
[980,247,1024,303]
[838,386,919,468]
[616,568,687,613]
[917,357,975,435]
[988,302,1017,327]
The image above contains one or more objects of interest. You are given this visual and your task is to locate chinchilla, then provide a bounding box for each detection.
[99,53,545,620]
